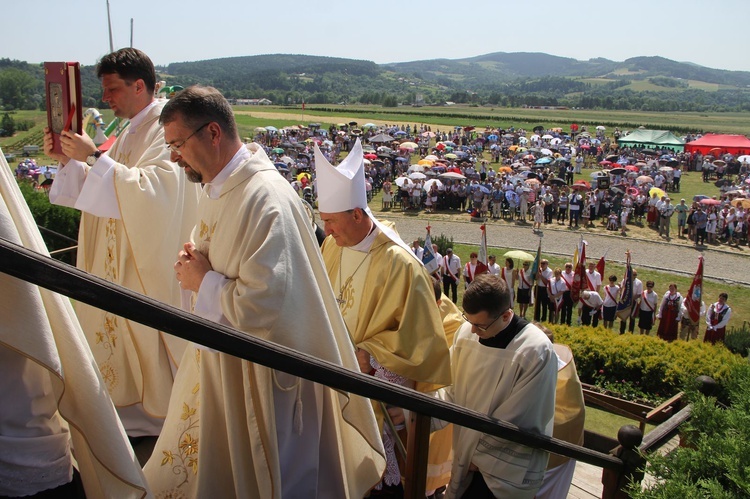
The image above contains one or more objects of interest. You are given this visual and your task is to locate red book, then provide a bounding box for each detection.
[45,62,82,155]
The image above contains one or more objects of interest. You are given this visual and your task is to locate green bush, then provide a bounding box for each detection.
[552,325,745,403]
[724,322,750,357]
[418,233,454,257]
[630,362,750,498]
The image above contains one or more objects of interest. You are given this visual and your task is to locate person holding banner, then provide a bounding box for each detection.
[549,268,567,324]
[560,262,575,326]
[601,275,621,330]
[656,283,683,341]
[534,259,554,322]
[618,269,642,335]
[442,248,462,303]
[638,281,659,335]
[705,293,732,344]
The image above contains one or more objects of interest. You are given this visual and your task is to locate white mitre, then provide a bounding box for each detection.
[315,139,367,213]
[313,139,420,262]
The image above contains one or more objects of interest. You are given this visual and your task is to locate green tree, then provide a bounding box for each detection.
[1,113,15,136]
[0,68,38,109]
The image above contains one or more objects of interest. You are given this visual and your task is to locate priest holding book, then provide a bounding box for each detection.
[43,48,200,439]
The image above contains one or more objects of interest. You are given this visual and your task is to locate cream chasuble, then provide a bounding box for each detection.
[143,148,385,498]
[322,232,451,392]
[54,100,199,433]
[0,150,149,498]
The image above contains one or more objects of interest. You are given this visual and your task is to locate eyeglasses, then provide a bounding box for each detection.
[166,122,210,154]
[462,311,506,332]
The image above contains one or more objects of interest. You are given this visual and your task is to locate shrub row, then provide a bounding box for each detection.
[552,325,745,403]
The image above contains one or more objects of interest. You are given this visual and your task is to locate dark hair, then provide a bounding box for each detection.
[609,274,618,282]
[505,258,514,269]
[646,280,655,287]
[462,275,510,316]
[720,292,728,300]
[161,85,238,139]
[432,278,442,302]
[96,48,156,93]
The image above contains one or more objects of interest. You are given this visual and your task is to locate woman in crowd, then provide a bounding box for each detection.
[656,283,683,341]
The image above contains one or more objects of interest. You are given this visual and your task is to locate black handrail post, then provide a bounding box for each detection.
[602,425,645,498]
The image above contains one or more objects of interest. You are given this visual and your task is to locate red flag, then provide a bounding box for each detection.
[596,254,606,279]
[686,256,704,323]
[302,101,306,111]
[571,241,586,303]
[475,224,489,275]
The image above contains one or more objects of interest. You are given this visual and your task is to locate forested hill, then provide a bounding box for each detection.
[2,52,750,112]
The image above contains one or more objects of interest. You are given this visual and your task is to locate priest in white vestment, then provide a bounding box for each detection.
[436,275,557,498]
[0,149,149,498]
[142,86,385,498]
[316,139,452,493]
[44,48,200,436]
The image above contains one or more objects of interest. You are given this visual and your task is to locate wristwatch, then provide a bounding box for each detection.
[86,149,103,166]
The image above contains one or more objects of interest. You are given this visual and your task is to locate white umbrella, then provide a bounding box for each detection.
[394,177,413,187]
[424,154,439,161]
[409,172,427,180]
[407,164,425,173]
[540,148,553,156]
[737,155,750,164]
[596,125,606,131]
[550,137,562,145]
[423,179,444,191]
[542,134,554,140]
[438,171,466,180]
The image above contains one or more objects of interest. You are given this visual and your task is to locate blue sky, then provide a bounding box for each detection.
[6,0,750,72]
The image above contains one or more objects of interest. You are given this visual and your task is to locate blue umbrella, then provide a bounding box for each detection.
[265,126,278,132]
[395,157,408,162]
[535,157,553,165]
[487,134,499,140]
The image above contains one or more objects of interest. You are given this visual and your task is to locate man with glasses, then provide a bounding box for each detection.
[43,48,200,438]
[437,274,557,498]
[146,86,386,497]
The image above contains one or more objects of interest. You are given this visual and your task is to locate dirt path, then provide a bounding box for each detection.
[329,213,750,285]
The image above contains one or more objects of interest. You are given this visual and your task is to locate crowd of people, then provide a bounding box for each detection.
[4,46,743,499]
[415,239,733,344]
[4,47,590,499]
[249,117,750,253]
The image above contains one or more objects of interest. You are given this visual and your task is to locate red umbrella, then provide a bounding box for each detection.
[700,198,721,206]
[625,165,640,172]
[364,153,378,160]
[599,160,613,167]
[436,143,446,150]
[573,180,591,189]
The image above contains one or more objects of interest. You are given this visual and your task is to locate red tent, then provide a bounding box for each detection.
[684,134,750,156]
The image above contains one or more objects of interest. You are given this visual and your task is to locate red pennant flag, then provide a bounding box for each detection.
[686,256,704,323]
[571,241,587,303]
[475,224,489,275]
[596,254,606,280]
